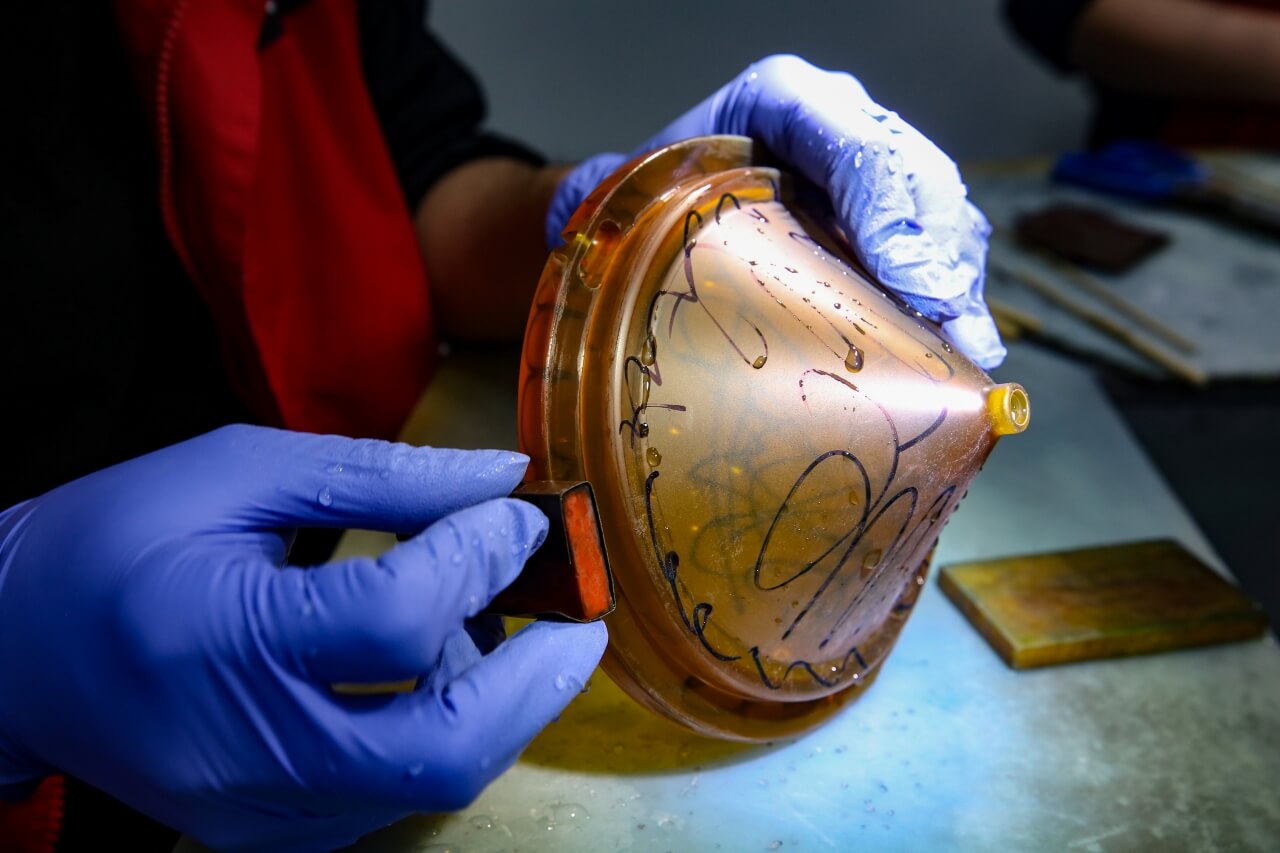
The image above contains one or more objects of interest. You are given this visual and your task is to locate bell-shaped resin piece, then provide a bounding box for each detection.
[520,136,1028,741]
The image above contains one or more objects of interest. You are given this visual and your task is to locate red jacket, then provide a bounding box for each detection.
[0,2,438,847]
[116,0,438,439]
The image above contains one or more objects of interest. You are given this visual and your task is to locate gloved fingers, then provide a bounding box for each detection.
[941,302,1007,370]
[944,202,1004,369]
[546,152,628,248]
[885,202,1002,367]
[422,626,488,696]
[546,53,1003,366]
[772,73,999,365]
[216,530,293,567]
[352,620,607,811]
[193,425,529,535]
[263,498,548,685]
[699,57,996,353]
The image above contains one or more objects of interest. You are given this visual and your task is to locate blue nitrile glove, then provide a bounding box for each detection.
[0,425,606,852]
[547,54,1004,369]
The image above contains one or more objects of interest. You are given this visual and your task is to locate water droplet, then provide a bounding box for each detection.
[316,487,333,507]
[853,323,866,335]
[451,552,464,565]
[942,341,954,353]
[768,843,783,851]
[640,335,657,366]
[848,490,860,506]
[637,423,649,437]
[406,762,425,778]
[844,345,864,372]
[469,815,498,830]
[326,463,344,474]
[785,266,798,274]
[878,782,889,793]
[861,549,883,577]
[925,352,933,359]
[854,150,864,168]
[647,447,663,467]
[834,302,841,309]
[552,802,589,823]
[752,354,767,369]
[554,673,570,691]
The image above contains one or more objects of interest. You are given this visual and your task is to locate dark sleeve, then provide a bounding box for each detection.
[1003,0,1098,72]
[357,0,545,211]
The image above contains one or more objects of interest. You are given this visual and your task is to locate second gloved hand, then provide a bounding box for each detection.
[0,425,606,852]
[547,54,1004,369]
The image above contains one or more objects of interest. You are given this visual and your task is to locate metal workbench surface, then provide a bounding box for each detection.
[184,340,1280,852]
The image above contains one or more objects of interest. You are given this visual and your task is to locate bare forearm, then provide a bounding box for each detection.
[1071,0,1280,103]
[414,159,571,342]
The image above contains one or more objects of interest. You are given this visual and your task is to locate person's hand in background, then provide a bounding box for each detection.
[547,54,1004,369]
[0,425,606,852]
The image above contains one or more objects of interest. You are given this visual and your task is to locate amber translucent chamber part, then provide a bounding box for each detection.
[519,136,1028,741]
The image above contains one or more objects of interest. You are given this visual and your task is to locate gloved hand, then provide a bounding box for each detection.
[0,425,606,852]
[547,54,1005,369]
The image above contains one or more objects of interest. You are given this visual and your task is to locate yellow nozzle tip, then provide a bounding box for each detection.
[987,383,1030,436]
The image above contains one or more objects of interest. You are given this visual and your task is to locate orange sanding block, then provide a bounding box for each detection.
[939,539,1269,669]
[485,481,615,623]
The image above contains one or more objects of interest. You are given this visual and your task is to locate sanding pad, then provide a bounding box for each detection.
[939,539,1269,669]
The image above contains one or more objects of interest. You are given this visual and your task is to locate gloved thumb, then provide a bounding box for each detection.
[183,425,531,536]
